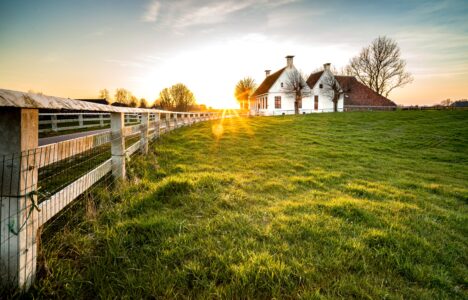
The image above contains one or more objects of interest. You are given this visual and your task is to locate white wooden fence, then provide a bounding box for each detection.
[0,89,228,290]
[38,112,148,133]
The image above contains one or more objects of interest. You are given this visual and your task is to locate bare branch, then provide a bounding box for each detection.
[346,36,413,97]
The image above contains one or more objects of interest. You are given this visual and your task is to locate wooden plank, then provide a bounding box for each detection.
[123,124,141,137]
[126,141,141,156]
[0,89,172,113]
[34,132,111,168]
[37,158,112,226]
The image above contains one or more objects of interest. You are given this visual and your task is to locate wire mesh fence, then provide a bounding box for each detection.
[0,110,222,290]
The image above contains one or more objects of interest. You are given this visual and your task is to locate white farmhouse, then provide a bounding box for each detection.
[250,56,344,116]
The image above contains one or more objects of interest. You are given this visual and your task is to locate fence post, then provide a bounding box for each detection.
[140,113,149,154]
[0,108,39,289]
[156,113,161,138]
[51,114,58,132]
[110,112,125,179]
[99,114,104,127]
[166,113,170,132]
[78,114,84,127]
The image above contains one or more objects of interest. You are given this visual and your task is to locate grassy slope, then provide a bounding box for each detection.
[32,111,467,299]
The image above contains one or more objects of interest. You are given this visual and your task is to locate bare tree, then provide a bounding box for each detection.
[129,95,139,107]
[346,36,413,97]
[283,69,310,114]
[114,88,131,105]
[99,89,111,102]
[140,98,148,108]
[235,77,256,110]
[440,98,452,106]
[159,88,173,110]
[321,75,351,112]
[158,83,196,111]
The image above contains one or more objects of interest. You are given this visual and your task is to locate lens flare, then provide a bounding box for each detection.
[212,123,224,138]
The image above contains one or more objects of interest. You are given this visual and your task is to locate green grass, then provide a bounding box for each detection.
[28,111,467,298]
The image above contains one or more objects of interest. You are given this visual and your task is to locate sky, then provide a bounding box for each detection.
[0,0,467,108]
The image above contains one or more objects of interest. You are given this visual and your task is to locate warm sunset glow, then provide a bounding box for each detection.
[0,1,466,107]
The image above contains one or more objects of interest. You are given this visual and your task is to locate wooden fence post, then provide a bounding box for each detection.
[110,112,125,179]
[99,114,104,127]
[156,113,161,138]
[165,113,170,132]
[78,114,84,127]
[0,108,39,289]
[140,113,149,154]
[51,114,58,132]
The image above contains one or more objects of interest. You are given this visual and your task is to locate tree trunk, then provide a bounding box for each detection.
[334,100,337,112]
[295,96,300,114]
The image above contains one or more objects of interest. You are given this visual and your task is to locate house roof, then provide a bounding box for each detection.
[77,98,109,105]
[335,76,396,107]
[252,67,286,97]
[111,102,130,107]
[306,71,324,89]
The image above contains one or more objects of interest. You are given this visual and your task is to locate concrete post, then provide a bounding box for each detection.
[110,112,125,179]
[140,113,149,154]
[51,115,58,132]
[0,108,39,289]
[174,114,178,129]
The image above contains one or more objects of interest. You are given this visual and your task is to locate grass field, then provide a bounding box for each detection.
[28,110,467,298]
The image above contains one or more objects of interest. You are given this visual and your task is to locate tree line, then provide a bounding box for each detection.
[98,83,196,111]
[234,36,413,110]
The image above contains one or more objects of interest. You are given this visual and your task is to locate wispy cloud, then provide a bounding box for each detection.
[166,0,297,28]
[142,0,161,22]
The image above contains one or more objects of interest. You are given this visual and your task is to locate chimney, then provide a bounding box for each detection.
[265,70,271,77]
[323,63,331,71]
[286,55,294,68]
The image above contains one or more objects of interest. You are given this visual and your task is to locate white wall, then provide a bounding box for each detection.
[252,65,345,115]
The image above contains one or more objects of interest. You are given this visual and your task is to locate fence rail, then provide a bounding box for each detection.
[0,89,228,290]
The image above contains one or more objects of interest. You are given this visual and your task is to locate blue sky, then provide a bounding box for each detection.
[0,0,467,107]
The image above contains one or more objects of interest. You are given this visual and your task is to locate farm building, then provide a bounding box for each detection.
[250,56,396,115]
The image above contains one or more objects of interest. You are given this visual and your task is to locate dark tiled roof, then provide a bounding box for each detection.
[335,76,396,107]
[306,71,324,88]
[77,99,109,105]
[252,67,286,97]
[111,102,129,107]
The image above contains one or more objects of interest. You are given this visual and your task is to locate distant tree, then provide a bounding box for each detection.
[440,98,452,106]
[283,69,310,114]
[99,89,112,102]
[158,83,195,111]
[139,98,148,108]
[346,36,413,97]
[235,77,256,110]
[451,99,468,107]
[129,95,139,107]
[114,88,131,105]
[172,83,195,111]
[322,74,351,112]
[159,88,174,110]
[152,98,162,109]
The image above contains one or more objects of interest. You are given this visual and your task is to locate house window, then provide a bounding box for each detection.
[281,82,284,88]
[314,95,319,110]
[275,96,281,109]
[319,84,323,88]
